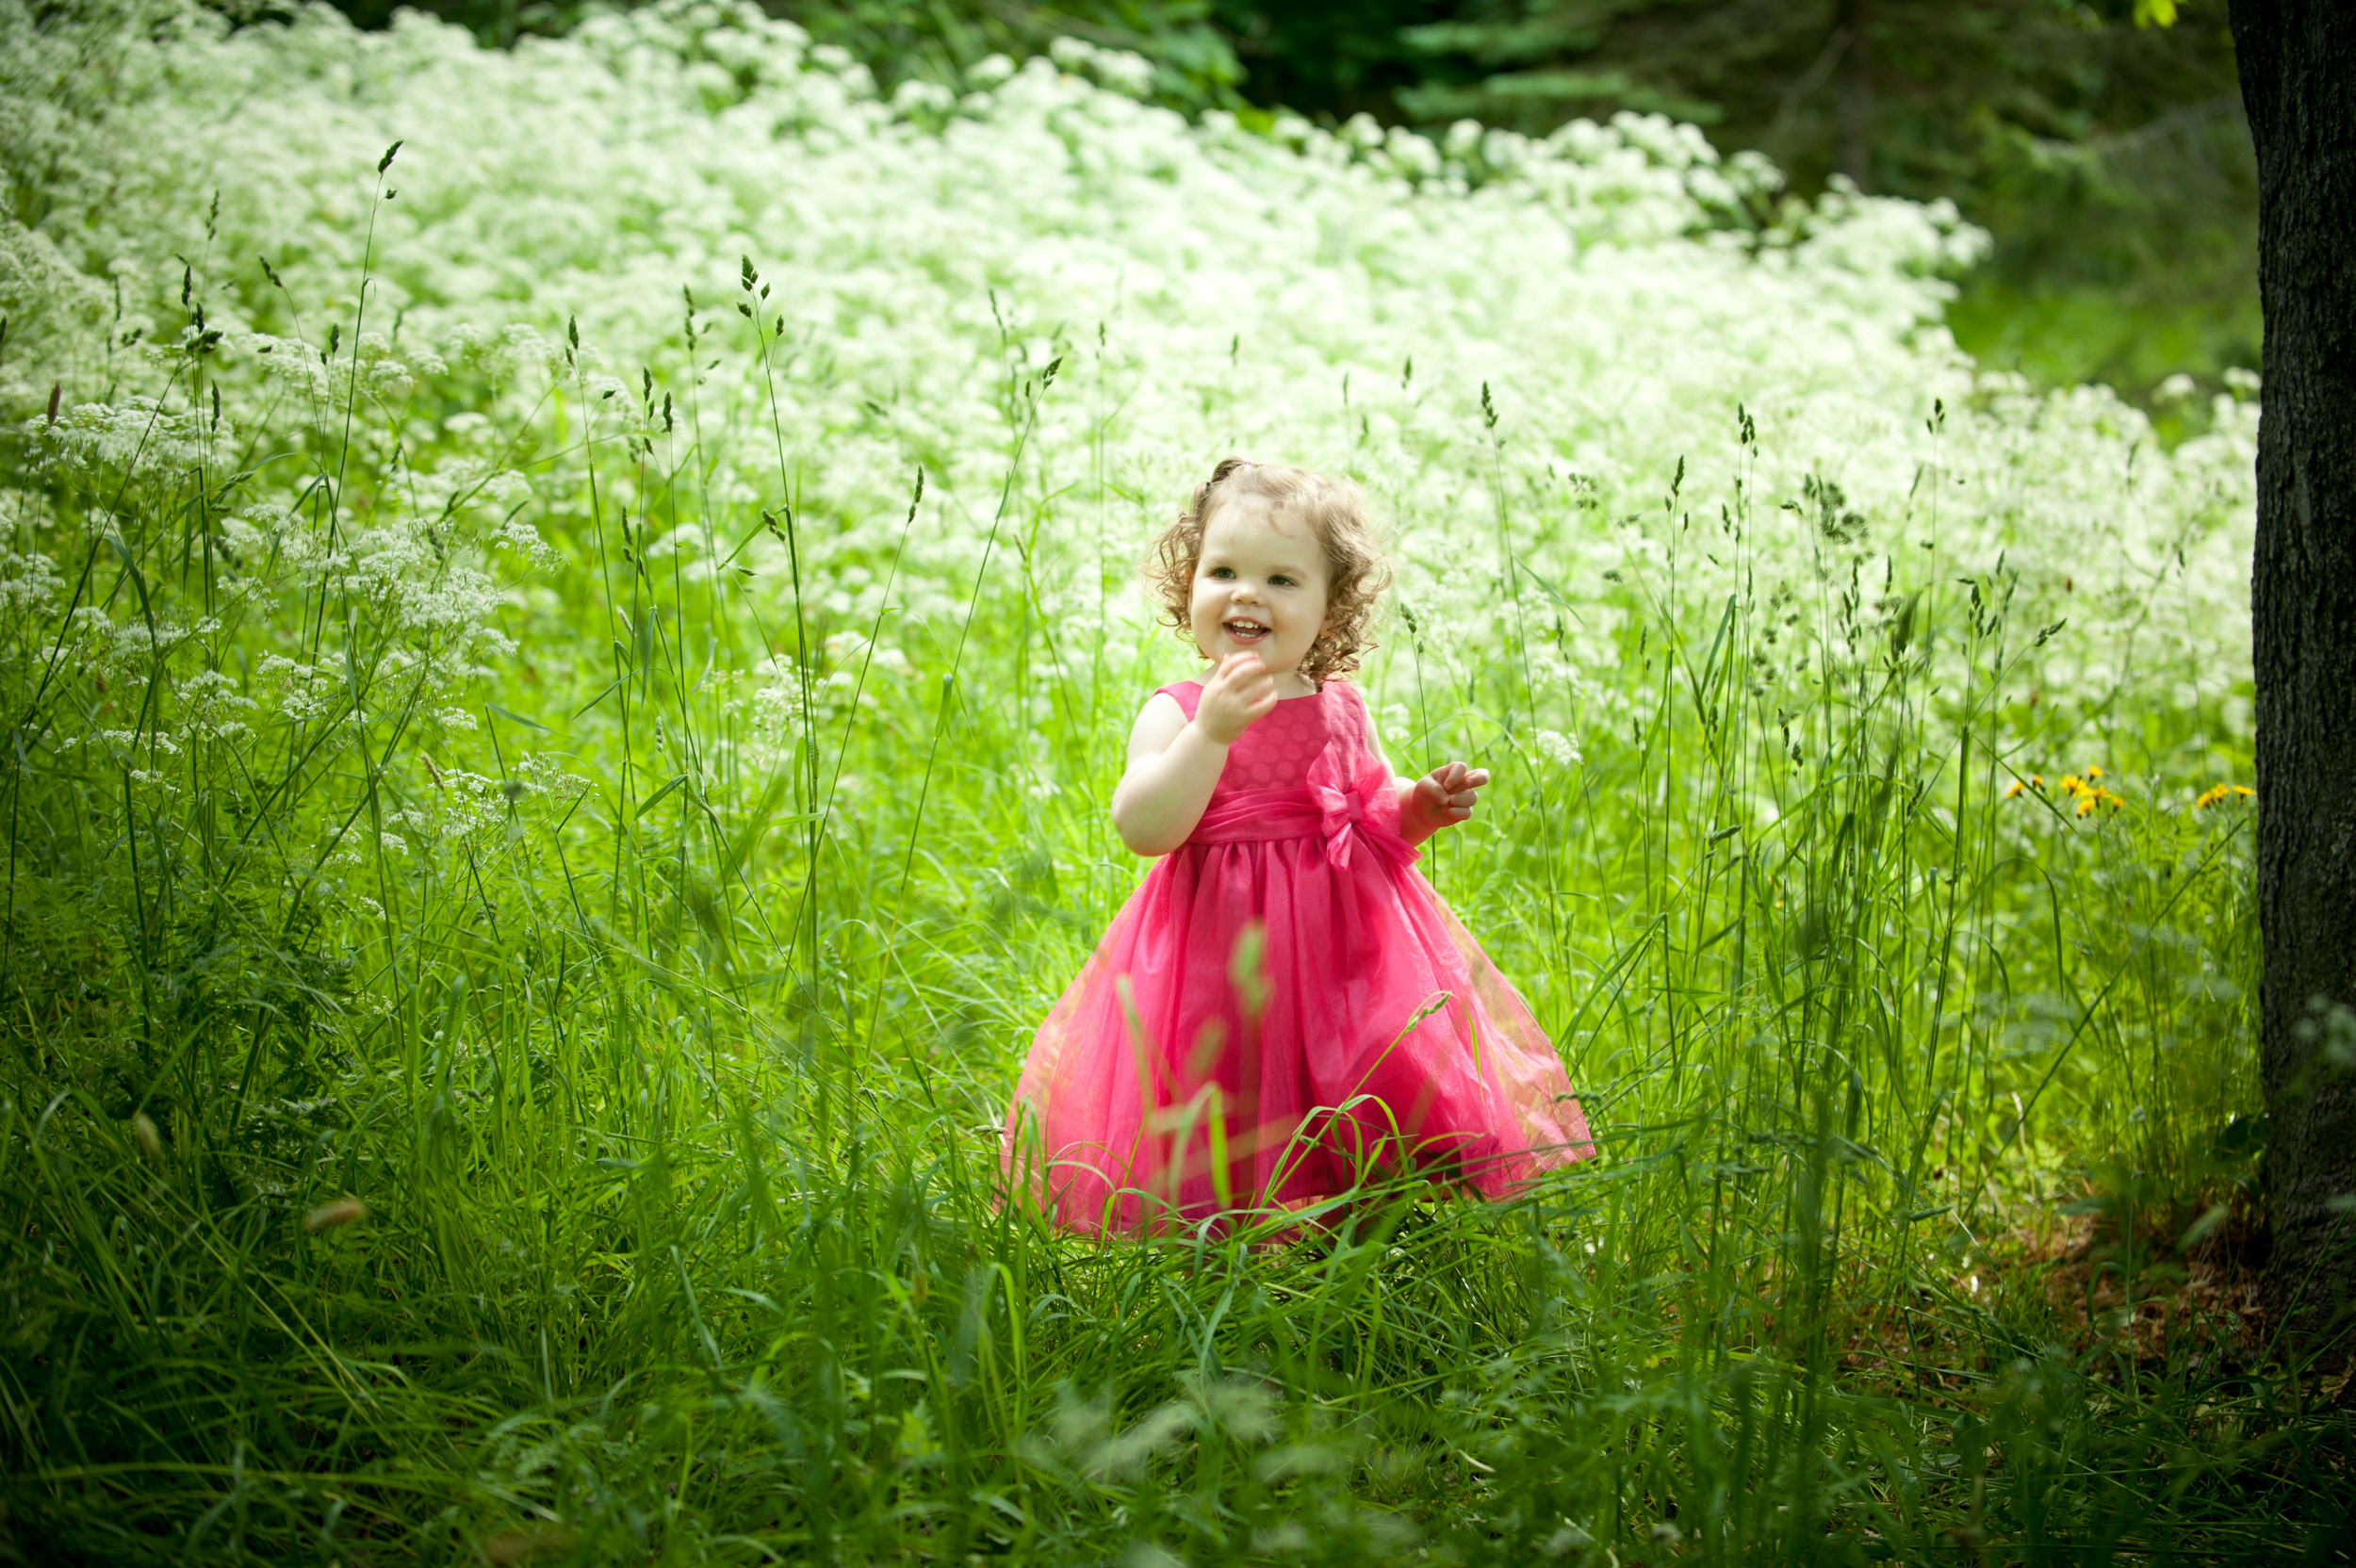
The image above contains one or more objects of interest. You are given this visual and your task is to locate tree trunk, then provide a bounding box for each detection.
[2229,0,2356,1362]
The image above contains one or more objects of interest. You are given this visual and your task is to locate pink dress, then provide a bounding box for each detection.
[1003,678,1594,1233]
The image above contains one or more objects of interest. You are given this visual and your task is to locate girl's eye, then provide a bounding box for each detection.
[1207,566,1235,580]
[1270,575,1295,587]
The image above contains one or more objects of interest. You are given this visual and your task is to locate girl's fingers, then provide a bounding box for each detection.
[1402,762,1486,833]
[1223,656,1271,694]
[1428,765,1484,799]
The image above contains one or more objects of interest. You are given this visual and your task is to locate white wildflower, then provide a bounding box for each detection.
[0,549,63,612]
[1531,729,1584,769]
[174,669,257,741]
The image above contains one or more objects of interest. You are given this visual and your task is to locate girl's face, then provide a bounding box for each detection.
[1188,498,1331,681]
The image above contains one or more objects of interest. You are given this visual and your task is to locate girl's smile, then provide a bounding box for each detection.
[1188,499,1330,691]
[1220,612,1269,645]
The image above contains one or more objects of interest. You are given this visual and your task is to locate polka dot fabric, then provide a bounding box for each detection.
[1218,685,1338,791]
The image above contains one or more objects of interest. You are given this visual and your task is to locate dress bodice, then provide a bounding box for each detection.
[1156,678,1407,867]
[1160,679,1353,796]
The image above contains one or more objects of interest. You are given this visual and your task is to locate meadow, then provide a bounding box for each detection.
[0,1,2346,1562]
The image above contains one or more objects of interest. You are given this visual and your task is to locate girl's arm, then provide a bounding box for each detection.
[1365,699,1491,847]
[1111,652,1278,856]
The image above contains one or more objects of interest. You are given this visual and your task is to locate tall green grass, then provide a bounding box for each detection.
[0,229,2342,1568]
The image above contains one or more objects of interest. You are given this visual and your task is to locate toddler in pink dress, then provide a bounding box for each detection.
[1003,458,1593,1233]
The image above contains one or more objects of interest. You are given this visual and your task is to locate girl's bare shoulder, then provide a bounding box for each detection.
[1139,688,1189,722]
[1128,688,1190,756]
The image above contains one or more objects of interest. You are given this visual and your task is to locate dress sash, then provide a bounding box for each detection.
[1187,783,1417,872]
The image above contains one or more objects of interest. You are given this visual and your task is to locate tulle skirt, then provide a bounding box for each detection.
[1003,818,1594,1234]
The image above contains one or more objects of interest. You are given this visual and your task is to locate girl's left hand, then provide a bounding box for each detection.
[1400,761,1489,844]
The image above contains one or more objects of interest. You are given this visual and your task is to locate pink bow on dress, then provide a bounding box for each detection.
[1311,783,1415,871]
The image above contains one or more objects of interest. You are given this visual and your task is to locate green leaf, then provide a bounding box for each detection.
[484,703,548,732]
[1512,555,1586,625]
[572,678,625,720]
[635,773,690,820]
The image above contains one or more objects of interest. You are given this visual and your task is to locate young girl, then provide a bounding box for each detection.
[1003,459,1593,1233]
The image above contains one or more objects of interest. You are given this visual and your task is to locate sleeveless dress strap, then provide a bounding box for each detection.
[1155,679,1203,718]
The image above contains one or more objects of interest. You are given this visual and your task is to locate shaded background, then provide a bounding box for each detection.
[306,0,2254,404]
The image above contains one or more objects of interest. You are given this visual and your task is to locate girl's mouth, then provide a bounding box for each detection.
[1222,617,1270,644]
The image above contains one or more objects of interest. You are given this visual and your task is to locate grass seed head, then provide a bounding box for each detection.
[303,1196,368,1233]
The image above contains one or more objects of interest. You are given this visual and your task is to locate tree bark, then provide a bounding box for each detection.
[2229,0,2356,1361]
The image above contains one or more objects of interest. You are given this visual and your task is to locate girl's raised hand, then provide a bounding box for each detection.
[1401,761,1491,843]
[1195,651,1279,744]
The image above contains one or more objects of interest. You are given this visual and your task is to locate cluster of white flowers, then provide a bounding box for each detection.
[0,547,62,614]
[1530,729,1583,770]
[173,667,258,740]
[742,633,907,769]
[0,0,2253,802]
[25,399,221,484]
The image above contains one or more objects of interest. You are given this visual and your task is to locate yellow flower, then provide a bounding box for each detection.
[2005,780,2024,798]
[2060,775,2084,796]
[2086,764,2104,779]
[2075,785,2126,818]
[2195,783,2254,809]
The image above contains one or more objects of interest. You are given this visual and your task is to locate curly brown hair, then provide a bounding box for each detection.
[1142,458,1391,688]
